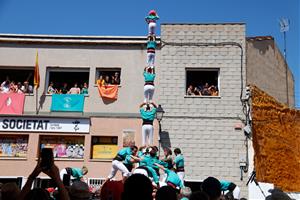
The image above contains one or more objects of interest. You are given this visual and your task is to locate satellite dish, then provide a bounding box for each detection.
[279,18,290,32]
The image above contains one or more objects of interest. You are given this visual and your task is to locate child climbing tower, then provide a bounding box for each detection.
[139,10,159,146]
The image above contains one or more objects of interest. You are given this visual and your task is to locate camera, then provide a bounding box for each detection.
[40,148,54,170]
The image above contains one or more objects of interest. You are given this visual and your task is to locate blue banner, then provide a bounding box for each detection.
[51,94,84,112]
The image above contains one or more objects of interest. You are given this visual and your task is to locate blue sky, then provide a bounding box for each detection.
[0,0,299,107]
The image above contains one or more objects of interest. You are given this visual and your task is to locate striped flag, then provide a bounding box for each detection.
[34,51,40,89]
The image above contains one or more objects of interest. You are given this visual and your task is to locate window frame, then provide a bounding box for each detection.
[95,67,121,86]
[0,66,35,95]
[45,67,90,95]
[185,68,220,98]
[90,136,118,160]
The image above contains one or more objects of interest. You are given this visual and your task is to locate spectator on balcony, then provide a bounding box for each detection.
[97,75,105,86]
[104,75,110,86]
[9,81,17,93]
[16,82,24,94]
[21,81,33,93]
[111,72,120,85]
[81,82,88,95]
[1,77,10,93]
[60,83,69,94]
[68,83,81,94]
[47,82,57,94]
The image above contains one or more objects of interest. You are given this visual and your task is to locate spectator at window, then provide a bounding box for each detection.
[9,81,17,93]
[21,81,33,93]
[47,82,57,94]
[202,83,211,96]
[1,77,10,93]
[111,72,120,85]
[81,82,89,94]
[16,82,24,94]
[60,83,68,94]
[194,86,202,95]
[104,75,110,85]
[187,85,195,95]
[68,83,80,94]
[97,75,105,86]
[209,85,219,96]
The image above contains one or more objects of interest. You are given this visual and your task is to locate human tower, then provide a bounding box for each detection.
[139,10,160,146]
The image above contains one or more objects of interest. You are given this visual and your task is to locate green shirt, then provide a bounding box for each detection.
[71,168,83,180]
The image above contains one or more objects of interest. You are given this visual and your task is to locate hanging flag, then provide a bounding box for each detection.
[0,93,25,115]
[51,94,85,112]
[34,51,40,89]
[98,85,118,100]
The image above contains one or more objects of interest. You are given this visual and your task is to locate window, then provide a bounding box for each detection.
[0,135,28,158]
[95,68,121,85]
[0,68,34,94]
[45,68,89,94]
[39,135,85,159]
[91,136,118,159]
[186,68,220,96]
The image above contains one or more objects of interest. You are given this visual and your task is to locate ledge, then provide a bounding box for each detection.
[184,95,221,99]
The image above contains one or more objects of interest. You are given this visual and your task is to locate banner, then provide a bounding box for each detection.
[98,85,118,100]
[51,94,84,112]
[92,145,118,159]
[252,85,300,192]
[0,117,89,133]
[0,93,25,115]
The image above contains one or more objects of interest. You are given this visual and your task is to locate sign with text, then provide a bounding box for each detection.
[92,144,118,159]
[0,117,90,133]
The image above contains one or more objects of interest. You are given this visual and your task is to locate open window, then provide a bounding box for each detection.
[186,68,220,96]
[0,67,34,94]
[45,68,89,94]
[95,68,121,85]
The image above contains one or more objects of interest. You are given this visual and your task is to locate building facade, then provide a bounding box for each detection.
[0,34,159,186]
[0,24,294,198]
[158,23,248,194]
[246,36,295,107]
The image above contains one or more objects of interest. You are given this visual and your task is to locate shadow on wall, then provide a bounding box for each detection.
[251,40,274,55]
[101,97,117,105]
[160,131,172,149]
[38,91,46,111]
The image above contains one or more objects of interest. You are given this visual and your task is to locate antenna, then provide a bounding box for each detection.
[279,17,290,106]
[279,18,290,60]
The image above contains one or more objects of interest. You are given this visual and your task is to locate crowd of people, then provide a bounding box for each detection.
[0,145,291,200]
[186,83,219,96]
[47,82,89,95]
[97,72,120,86]
[0,79,33,94]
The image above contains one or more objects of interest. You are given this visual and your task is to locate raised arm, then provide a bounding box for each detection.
[151,102,158,108]
[18,161,42,200]
[140,102,147,108]
[43,164,70,200]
